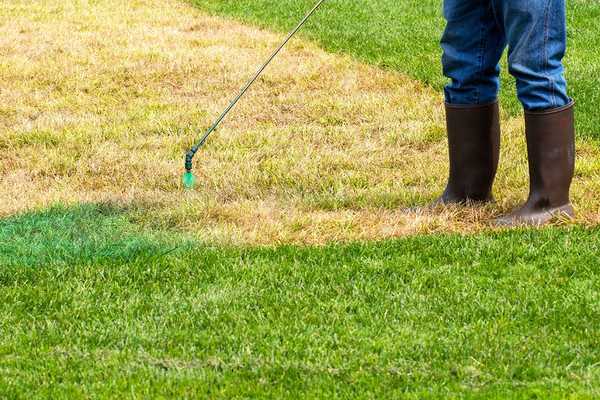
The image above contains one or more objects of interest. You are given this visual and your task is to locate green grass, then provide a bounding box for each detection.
[190,0,600,140]
[2,204,600,398]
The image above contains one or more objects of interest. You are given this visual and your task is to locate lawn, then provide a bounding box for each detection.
[2,0,600,244]
[1,204,600,398]
[1,0,600,398]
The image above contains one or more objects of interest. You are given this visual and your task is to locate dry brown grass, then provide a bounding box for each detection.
[1,0,599,245]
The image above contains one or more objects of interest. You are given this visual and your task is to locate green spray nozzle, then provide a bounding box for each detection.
[182,171,195,189]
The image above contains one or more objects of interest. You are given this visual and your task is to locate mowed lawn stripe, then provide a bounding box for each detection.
[1,204,600,397]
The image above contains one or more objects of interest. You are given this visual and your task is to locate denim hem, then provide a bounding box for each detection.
[445,99,499,109]
[524,99,574,115]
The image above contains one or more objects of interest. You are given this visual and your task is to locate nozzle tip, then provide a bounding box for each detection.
[182,171,196,189]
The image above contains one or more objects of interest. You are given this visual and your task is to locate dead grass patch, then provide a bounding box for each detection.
[1,0,599,245]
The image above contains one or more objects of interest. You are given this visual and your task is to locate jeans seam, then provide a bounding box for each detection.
[543,0,556,108]
[490,0,501,29]
[475,6,488,105]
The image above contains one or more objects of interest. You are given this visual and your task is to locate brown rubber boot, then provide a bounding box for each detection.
[435,101,501,205]
[495,101,575,226]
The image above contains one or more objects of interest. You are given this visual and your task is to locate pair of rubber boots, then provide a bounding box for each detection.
[437,100,575,226]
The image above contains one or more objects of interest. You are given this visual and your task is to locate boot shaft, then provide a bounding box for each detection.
[443,101,501,202]
[524,101,575,207]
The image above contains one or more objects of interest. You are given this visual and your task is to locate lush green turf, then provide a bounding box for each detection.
[191,0,600,140]
[2,204,600,398]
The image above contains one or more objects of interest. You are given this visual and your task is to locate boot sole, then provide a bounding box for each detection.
[404,197,495,214]
[494,204,575,227]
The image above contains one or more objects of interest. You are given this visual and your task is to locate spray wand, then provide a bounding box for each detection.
[183,0,327,188]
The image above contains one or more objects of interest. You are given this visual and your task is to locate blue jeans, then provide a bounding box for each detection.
[441,0,570,111]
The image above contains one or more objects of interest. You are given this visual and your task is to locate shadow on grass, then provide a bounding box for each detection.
[0,203,193,269]
[3,202,600,271]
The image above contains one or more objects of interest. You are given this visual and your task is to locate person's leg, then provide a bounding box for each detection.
[501,0,571,110]
[437,0,505,204]
[495,0,575,225]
